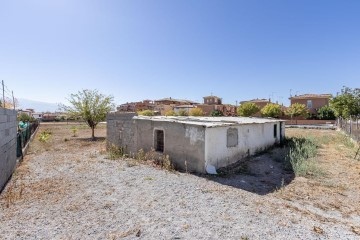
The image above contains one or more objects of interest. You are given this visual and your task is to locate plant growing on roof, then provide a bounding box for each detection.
[261,103,282,118]
[60,89,115,140]
[237,102,260,117]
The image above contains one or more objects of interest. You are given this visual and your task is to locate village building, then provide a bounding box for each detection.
[289,94,332,114]
[197,95,236,116]
[173,105,196,114]
[107,113,285,174]
[203,95,222,105]
[31,112,43,121]
[154,98,198,115]
[117,100,155,112]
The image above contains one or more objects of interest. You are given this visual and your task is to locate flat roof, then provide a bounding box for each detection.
[134,116,285,127]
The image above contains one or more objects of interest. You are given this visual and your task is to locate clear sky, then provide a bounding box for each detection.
[1,0,359,107]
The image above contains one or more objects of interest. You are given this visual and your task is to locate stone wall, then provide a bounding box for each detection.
[106,112,137,154]
[0,109,17,191]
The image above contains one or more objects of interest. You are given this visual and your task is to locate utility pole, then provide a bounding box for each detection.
[12,91,15,110]
[2,80,5,108]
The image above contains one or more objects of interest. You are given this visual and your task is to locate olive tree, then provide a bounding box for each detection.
[237,102,260,117]
[261,103,282,118]
[285,103,308,123]
[61,89,115,140]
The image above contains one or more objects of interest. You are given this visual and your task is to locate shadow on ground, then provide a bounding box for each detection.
[203,147,295,195]
[72,137,106,142]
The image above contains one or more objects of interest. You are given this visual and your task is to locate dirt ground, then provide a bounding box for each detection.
[0,123,359,239]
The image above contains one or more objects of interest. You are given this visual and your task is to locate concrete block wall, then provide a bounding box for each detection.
[106,112,138,154]
[0,109,17,191]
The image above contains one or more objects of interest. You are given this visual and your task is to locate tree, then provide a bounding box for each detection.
[317,106,336,120]
[61,89,115,140]
[210,110,224,117]
[138,110,155,116]
[237,102,260,117]
[261,103,282,118]
[330,87,360,118]
[189,108,204,116]
[285,103,308,123]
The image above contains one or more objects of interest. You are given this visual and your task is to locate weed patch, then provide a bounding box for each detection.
[284,137,323,177]
[38,129,52,143]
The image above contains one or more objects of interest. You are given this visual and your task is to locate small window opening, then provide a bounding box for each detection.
[274,124,277,138]
[155,130,164,152]
[227,128,238,147]
[307,100,313,108]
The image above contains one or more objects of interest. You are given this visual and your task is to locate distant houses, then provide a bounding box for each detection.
[289,94,332,114]
[116,93,334,118]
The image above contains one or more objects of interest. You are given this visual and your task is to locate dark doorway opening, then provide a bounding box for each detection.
[155,130,164,152]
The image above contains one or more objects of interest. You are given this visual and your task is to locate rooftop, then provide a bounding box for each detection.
[203,96,221,99]
[154,98,198,104]
[134,116,285,128]
[289,94,332,100]
[240,98,270,104]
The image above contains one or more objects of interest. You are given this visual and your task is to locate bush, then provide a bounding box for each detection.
[189,108,204,116]
[284,137,322,177]
[165,110,176,116]
[138,110,155,116]
[261,103,282,118]
[38,129,52,143]
[210,110,224,116]
[177,109,188,116]
[17,113,36,122]
[237,103,260,117]
[317,106,336,120]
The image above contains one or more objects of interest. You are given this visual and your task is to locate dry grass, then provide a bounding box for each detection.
[274,128,360,228]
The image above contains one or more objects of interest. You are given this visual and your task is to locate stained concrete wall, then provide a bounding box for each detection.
[106,112,206,172]
[205,122,282,169]
[106,112,137,154]
[135,119,206,172]
[0,109,17,191]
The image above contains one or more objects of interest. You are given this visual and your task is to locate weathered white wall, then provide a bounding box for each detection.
[205,122,281,170]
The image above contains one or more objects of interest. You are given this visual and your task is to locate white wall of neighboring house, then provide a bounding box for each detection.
[32,113,43,120]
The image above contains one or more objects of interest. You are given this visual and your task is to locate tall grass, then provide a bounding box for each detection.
[285,137,322,177]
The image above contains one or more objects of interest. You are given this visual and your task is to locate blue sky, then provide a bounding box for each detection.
[1,0,359,108]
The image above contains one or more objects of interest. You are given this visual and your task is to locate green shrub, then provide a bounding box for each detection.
[261,103,282,118]
[165,110,176,116]
[138,110,155,116]
[285,137,322,177]
[237,103,260,117]
[71,127,78,137]
[189,108,204,116]
[177,109,188,116]
[38,130,52,143]
[210,110,224,116]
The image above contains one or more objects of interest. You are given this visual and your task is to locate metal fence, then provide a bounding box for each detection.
[16,122,39,158]
[0,80,17,109]
[336,117,360,142]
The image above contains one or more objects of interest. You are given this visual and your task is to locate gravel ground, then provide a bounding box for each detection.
[0,124,359,239]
